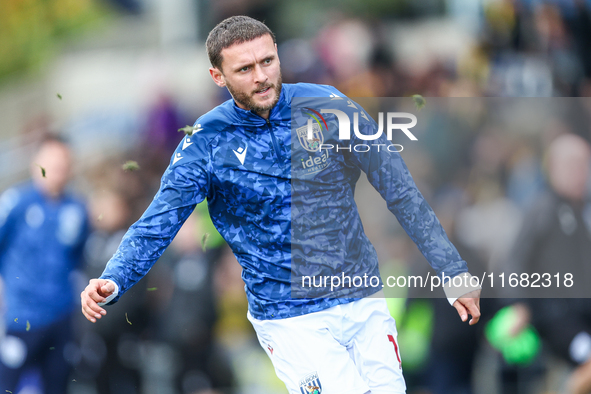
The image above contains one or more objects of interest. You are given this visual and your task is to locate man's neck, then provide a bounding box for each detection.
[256,109,270,119]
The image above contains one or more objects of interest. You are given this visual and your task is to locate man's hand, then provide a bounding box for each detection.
[508,302,531,337]
[567,358,591,394]
[81,279,115,323]
[453,289,481,325]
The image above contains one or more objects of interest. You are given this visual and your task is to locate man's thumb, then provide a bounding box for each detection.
[100,281,115,295]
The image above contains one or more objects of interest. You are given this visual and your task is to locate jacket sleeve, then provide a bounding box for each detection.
[335,93,468,279]
[99,145,210,303]
[0,188,21,260]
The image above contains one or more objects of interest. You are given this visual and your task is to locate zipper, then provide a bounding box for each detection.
[267,118,283,161]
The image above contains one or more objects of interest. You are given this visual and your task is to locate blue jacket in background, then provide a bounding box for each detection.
[0,183,89,331]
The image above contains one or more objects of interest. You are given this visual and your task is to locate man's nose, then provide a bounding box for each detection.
[253,64,268,84]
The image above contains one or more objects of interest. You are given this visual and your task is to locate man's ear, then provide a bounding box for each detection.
[209,67,226,87]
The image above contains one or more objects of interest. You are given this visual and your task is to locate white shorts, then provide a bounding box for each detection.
[247,296,406,394]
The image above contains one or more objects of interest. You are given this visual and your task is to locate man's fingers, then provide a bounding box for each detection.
[83,295,106,315]
[100,282,115,297]
[454,296,481,325]
[80,279,115,323]
[81,300,105,323]
[81,306,95,323]
[86,279,113,303]
[454,301,468,322]
[81,302,104,323]
[465,299,481,325]
[88,289,107,304]
[80,282,108,323]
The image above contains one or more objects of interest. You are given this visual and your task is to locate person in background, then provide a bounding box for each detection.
[504,133,591,394]
[146,213,235,394]
[0,135,90,394]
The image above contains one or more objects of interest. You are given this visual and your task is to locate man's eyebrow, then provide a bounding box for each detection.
[234,61,254,71]
[233,53,276,71]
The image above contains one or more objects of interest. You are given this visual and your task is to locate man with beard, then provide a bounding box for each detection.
[81,16,480,394]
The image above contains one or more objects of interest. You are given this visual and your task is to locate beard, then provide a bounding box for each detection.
[226,73,283,115]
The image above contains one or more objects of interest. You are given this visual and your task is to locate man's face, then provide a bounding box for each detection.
[210,34,282,117]
[31,141,72,198]
[548,136,590,202]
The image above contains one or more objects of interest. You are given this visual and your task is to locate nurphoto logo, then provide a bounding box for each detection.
[304,109,418,153]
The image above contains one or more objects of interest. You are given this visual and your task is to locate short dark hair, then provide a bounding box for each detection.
[206,16,276,71]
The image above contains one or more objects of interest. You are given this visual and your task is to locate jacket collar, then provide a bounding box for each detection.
[229,85,288,128]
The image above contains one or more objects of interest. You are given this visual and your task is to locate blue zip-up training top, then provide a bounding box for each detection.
[100,83,468,319]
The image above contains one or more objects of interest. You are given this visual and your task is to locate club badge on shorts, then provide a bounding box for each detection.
[299,371,322,394]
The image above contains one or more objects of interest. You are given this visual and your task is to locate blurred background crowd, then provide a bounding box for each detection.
[1,0,591,393]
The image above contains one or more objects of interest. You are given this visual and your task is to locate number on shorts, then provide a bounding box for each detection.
[388,334,402,370]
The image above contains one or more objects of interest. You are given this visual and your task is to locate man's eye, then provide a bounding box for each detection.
[263,58,272,64]
[240,66,249,72]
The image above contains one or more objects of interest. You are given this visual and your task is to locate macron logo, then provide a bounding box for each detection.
[182,136,193,150]
[173,152,183,164]
[233,146,247,165]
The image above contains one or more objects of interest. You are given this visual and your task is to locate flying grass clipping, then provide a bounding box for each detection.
[36,164,46,178]
[122,160,140,172]
[178,125,197,136]
[201,233,210,252]
[412,94,426,111]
